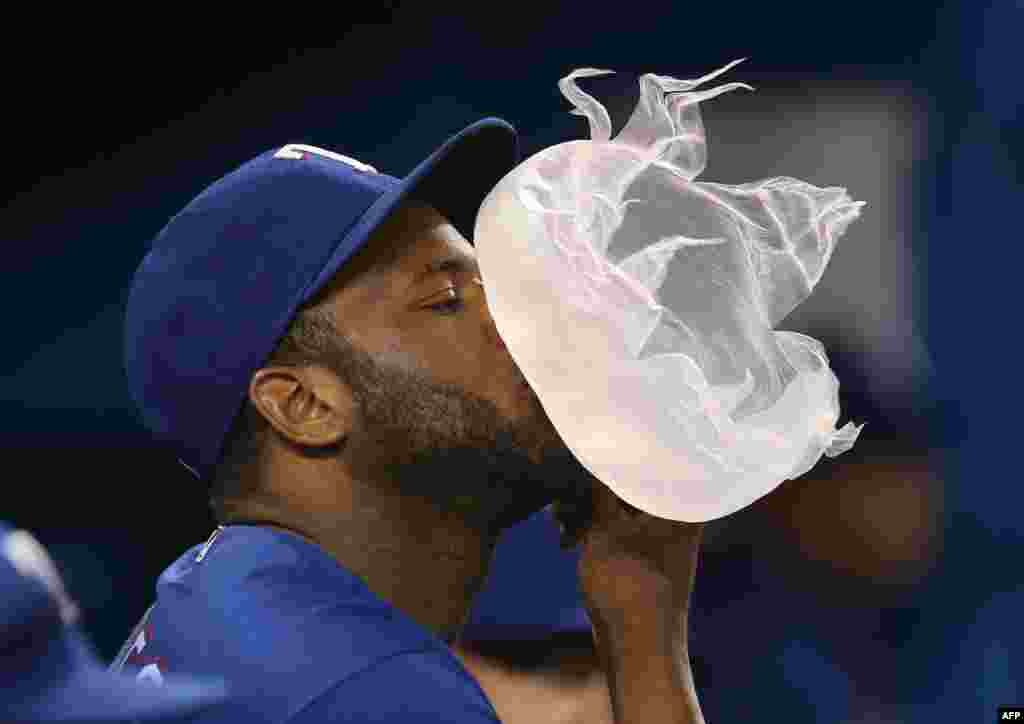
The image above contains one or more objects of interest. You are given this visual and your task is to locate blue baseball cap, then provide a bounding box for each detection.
[0,522,227,721]
[124,118,519,482]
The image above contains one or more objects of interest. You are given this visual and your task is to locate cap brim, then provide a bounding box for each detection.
[301,117,519,304]
[16,633,227,722]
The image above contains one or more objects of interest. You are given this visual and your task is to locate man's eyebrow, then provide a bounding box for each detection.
[410,254,480,286]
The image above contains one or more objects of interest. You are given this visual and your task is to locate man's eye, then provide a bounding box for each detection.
[427,291,465,315]
[428,298,464,315]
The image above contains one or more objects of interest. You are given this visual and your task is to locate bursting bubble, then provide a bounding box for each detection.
[474,59,866,522]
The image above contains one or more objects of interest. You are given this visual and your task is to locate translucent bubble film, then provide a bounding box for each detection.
[474,59,866,522]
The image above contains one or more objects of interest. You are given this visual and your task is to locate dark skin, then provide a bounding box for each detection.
[235,200,706,723]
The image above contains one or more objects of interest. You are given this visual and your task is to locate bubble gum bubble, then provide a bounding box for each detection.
[474,59,865,522]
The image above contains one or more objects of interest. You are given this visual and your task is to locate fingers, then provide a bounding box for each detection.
[553,480,661,551]
[589,481,645,532]
[587,482,705,554]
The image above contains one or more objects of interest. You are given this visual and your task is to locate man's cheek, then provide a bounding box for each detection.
[372,334,433,377]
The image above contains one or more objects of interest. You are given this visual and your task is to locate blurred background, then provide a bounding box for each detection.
[2,2,1019,722]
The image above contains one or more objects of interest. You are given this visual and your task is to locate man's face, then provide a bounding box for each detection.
[315,201,596,532]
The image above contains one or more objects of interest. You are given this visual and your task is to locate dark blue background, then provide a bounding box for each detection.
[2,2,1020,721]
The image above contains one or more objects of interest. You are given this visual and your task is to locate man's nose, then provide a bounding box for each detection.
[474,278,508,353]
[491,326,508,351]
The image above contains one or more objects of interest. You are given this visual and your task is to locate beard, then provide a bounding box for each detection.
[320,334,597,533]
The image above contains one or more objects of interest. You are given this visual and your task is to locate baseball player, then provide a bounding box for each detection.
[115,119,707,722]
[1,521,227,722]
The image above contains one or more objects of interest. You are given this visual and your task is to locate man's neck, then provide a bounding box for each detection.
[231,488,499,643]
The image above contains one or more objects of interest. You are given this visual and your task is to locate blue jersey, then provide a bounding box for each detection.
[111,524,500,723]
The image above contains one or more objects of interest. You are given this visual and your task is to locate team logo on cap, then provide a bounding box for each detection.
[274,144,378,173]
[3,529,79,625]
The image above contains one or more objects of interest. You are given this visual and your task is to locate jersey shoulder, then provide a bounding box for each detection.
[115,526,496,722]
[288,649,501,724]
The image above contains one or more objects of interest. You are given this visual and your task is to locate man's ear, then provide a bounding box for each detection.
[249,365,355,448]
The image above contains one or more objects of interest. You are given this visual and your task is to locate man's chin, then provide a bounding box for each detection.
[488,498,556,533]
[478,446,587,532]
